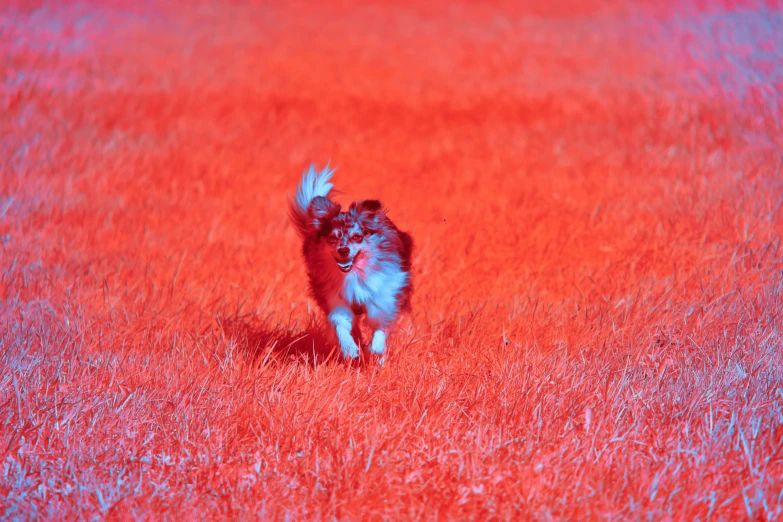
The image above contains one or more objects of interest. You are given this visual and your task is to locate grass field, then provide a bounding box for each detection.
[2,0,783,519]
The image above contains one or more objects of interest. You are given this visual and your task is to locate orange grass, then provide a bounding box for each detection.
[2,0,783,519]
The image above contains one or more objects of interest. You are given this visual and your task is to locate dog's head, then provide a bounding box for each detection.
[309,198,385,273]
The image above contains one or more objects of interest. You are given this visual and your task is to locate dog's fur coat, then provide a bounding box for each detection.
[289,165,413,362]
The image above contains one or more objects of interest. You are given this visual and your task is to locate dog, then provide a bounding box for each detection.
[289,164,413,363]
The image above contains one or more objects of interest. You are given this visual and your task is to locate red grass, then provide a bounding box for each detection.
[2,0,783,519]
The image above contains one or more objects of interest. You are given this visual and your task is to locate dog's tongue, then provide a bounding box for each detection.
[337,260,352,272]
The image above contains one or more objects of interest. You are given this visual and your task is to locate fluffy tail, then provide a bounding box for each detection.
[289,164,335,238]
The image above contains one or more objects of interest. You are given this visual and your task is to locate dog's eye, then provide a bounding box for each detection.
[327,236,338,244]
[350,234,363,243]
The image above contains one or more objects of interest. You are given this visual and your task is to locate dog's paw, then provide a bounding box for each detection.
[340,338,360,360]
[369,330,386,356]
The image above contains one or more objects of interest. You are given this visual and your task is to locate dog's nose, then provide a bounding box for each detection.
[337,247,349,257]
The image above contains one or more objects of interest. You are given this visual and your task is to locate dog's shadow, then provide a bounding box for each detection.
[217,314,341,367]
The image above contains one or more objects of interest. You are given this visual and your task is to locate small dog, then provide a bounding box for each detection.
[289,164,413,363]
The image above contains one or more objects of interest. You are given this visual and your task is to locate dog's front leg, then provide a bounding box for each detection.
[328,306,359,360]
[369,330,387,361]
[366,313,391,365]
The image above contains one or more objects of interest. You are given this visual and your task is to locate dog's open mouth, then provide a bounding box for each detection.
[335,258,353,273]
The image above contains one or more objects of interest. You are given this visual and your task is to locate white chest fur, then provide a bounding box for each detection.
[343,261,407,322]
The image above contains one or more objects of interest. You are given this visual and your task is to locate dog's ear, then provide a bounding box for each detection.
[309,196,340,231]
[354,199,386,232]
[357,200,383,213]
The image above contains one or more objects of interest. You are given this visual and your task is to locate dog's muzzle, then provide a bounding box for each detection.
[335,258,353,273]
